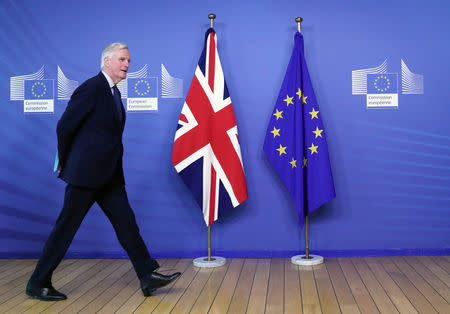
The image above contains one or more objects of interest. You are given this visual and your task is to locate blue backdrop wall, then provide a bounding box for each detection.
[0,0,449,258]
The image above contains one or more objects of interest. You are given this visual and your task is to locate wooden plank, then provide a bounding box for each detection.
[393,256,450,313]
[0,259,74,309]
[3,256,448,314]
[0,260,75,313]
[0,260,34,281]
[207,258,244,314]
[94,268,140,314]
[114,284,145,313]
[430,256,450,274]
[0,261,35,286]
[325,258,360,313]
[189,260,230,314]
[299,264,322,314]
[39,259,123,314]
[338,257,379,314]
[265,258,285,314]
[0,260,33,280]
[1,259,93,313]
[0,259,74,298]
[352,257,398,313]
[0,259,16,266]
[131,259,183,313]
[284,259,302,314]
[364,257,416,314]
[22,259,102,314]
[59,260,133,313]
[150,258,200,313]
[226,259,257,314]
[313,261,340,314]
[246,259,271,314]
[405,256,450,302]
[113,259,168,314]
[171,265,215,314]
[379,257,437,314]
[0,260,17,275]
[134,259,191,314]
[416,256,450,287]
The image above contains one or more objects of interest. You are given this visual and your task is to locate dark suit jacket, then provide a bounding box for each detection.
[57,72,126,188]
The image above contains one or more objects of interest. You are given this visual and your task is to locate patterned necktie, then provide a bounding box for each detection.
[112,85,123,124]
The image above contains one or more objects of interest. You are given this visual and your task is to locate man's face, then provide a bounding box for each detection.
[103,48,130,84]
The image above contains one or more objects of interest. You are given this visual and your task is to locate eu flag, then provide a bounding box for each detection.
[127,78,157,98]
[263,32,335,226]
[24,80,54,100]
[367,73,398,94]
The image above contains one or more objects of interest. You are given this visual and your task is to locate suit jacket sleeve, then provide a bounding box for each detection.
[56,82,96,170]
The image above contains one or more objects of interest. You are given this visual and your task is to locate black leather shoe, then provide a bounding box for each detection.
[141,272,181,296]
[26,281,67,301]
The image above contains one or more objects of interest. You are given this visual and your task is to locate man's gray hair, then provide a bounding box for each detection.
[101,42,128,68]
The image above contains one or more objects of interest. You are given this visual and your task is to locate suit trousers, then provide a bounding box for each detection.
[29,171,159,286]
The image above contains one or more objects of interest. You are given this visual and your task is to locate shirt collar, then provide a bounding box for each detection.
[102,70,115,89]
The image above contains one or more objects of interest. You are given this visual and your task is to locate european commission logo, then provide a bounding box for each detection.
[24,80,54,112]
[10,66,78,113]
[352,59,423,109]
[366,73,398,108]
[114,63,184,111]
[127,77,158,111]
[115,64,158,111]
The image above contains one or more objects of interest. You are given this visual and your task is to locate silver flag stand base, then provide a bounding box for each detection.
[193,256,226,268]
[291,254,324,266]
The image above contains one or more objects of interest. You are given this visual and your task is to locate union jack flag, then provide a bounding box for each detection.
[172,28,248,226]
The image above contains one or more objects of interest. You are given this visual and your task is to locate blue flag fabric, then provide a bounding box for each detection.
[127,78,158,98]
[24,80,54,100]
[367,74,398,94]
[263,32,335,226]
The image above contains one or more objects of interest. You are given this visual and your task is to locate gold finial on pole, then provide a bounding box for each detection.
[295,17,303,33]
[209,13,216,28]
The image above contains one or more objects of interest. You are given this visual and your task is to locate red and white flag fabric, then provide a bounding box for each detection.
[172,28,248,226]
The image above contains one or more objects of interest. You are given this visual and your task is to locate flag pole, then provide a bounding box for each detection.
[305,215,309,259]
[208,12,214,263]
[192,13,226,269]
[208,225,211,261]
[291,16,324,267]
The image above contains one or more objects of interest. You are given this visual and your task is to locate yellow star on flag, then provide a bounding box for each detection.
[273,109,283,120]
[302,94,308,104]
[308,143,318,155]
[283,94,294,106]
[296,88,302,99]
[276,144,287,156]
[289,157,297,168]
[270,126,280,138]
[312,126,323,138]
[309,108,319,119]
[303,157,307,168]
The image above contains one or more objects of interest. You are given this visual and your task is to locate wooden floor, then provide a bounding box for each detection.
[0,256,449,313]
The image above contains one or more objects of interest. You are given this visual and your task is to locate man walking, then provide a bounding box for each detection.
[26,43,180,301]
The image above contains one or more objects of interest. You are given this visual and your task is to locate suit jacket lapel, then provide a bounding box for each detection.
[98,72,125,129]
